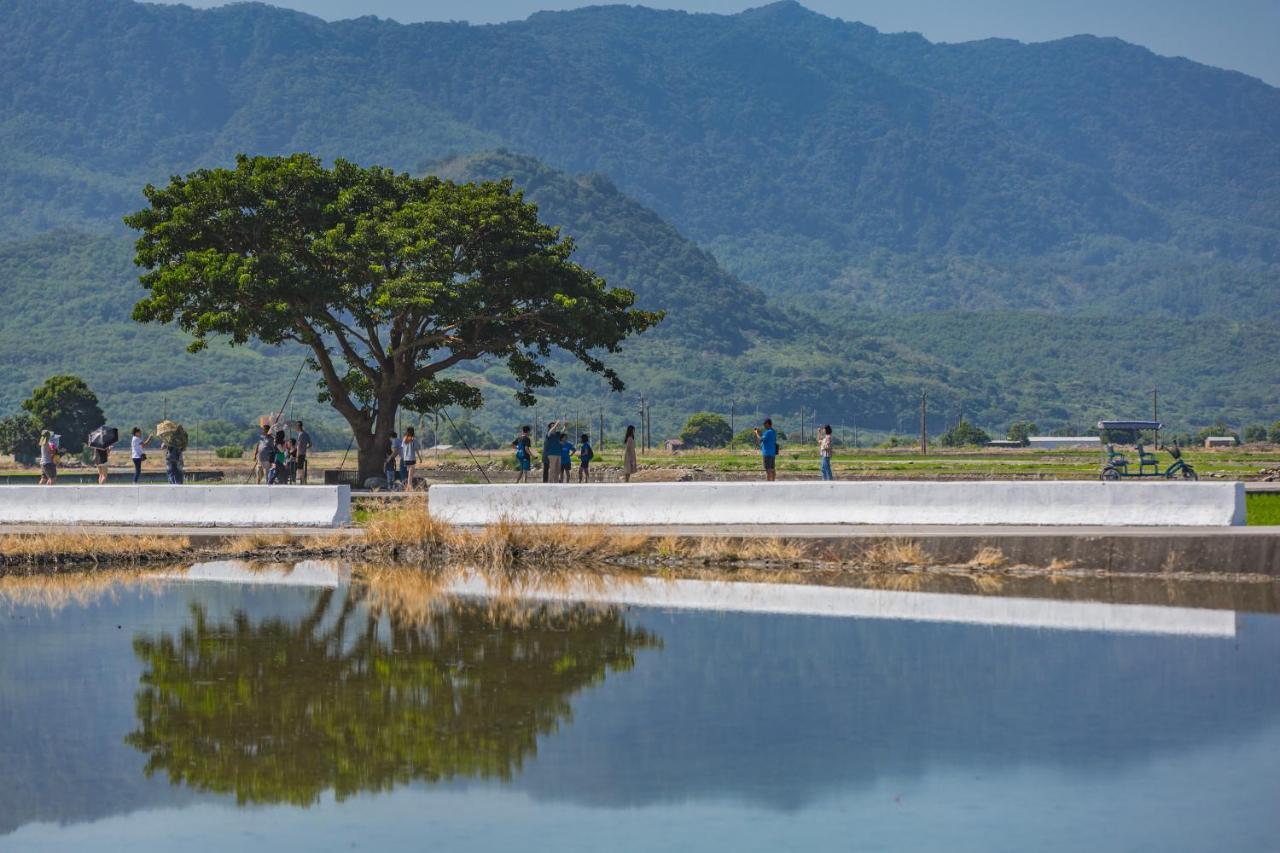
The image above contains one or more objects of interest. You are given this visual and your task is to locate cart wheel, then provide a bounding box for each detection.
[1101,467,1120,481]
[1182,468,1199,481]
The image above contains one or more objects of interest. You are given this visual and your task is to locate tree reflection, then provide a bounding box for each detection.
[126,588,660,806]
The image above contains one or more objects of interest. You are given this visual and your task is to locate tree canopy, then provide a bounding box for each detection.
[126,154,661,477]
[679,412,733,448]
[21,375,104,453]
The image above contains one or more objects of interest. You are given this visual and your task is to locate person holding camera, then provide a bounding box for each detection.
[753,418,778,482]
[130,427,152,483]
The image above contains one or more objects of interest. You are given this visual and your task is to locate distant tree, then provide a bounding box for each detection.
[1270,421,1280,445]
[126,154,661,482]
[939,420,991,447]
[442,418,498,450]
[1006,420,1038,446]
[0,413,42,465]
[21,375,105,453]
[1243,424,1268,444]
[679,412,732,448]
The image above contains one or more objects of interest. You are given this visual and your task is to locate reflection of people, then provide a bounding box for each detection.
[126,591,660,806]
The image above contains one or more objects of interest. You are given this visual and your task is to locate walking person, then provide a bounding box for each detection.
[163,436,184,484]
[578,433,594,483]
[819,424,834,481]
[37,430,58,485]
[130,427,152,483]
[295,420,313,484]
[92,438,114,485]
[754,418,778,482]
[622,425,638,483]
[512,425,534,483]
[401,427,418,491]
[254,424,273,485]
[384,431,401,490]
[542,421,562,483]
[559,432,574,483]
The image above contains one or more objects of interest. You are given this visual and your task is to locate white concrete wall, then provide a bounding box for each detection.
[0,485,351,527]
[429,481,1245,527]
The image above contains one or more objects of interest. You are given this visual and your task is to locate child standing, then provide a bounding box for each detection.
[577,434,593,483]
[558,432,574,483]
[512,425,533,483]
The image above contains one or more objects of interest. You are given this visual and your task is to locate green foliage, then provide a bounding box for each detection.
[441,417,499,451]
[214,445,244,459]
[1244,425,1269,444]
[0,413,41,464]
[679,412,733,448]
[1270,422,1280,445]
[1195,421,1240,445]
[939,420,992,448]
[21,375,104,453]
[126,153,661,477]
[1007,421,1038,446]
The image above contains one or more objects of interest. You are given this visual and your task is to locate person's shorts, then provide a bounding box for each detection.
[518,456,531,471]
[93,449,108,465]
[762,455,776,471]
[41,463,56,479]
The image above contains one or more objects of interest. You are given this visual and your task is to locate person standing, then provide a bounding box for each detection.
[384,431,401,490]
[559,432,574,482]
[93,437,114,485]
[401,427,418,491]
[295,420,313,484]
[254,424,273,485]
[578,433,594,483]
[512,425,533,484]
[754,418,778,482]
[130,427,152,483]
[622,425,638,483]
[543,421,562,484]
[163,436,184,484]
[819,424,834,481]
[37,430,58,485]
[269,430,288,486]
[286,437,299,484]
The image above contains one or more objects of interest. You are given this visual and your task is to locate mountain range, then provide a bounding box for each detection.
[1,0,1277,438]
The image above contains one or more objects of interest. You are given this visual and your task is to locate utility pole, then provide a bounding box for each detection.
[599,408,605,450]
[1153,387,1160,447]
[920,392,928,455]
[799,406,805,443]
[730,401,735,435]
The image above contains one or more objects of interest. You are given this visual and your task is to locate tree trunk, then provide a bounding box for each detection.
[354,399,401,485]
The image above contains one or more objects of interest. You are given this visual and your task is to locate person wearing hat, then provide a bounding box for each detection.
[37,430,58,485]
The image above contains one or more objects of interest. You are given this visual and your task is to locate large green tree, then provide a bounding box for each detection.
[21,375,105,453]
[125,154,661,480]
[679,412,732,448]
[0,413,41,465]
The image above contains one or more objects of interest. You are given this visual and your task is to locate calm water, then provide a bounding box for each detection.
[2,566,1278,852]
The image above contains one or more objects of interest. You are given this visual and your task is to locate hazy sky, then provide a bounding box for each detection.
[163,0,1280,86]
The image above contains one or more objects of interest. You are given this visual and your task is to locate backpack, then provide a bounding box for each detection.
[580,443,594,463]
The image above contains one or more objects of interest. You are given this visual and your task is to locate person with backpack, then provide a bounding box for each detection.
[577,433,594,483]
[512,425,533,483]
[163,436,184,484]
[559,432,574,482]
[754,418,779,482]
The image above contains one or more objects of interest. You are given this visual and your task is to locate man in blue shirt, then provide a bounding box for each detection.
[754,418,778,481]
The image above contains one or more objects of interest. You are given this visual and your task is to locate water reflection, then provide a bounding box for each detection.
[126,588,660,806]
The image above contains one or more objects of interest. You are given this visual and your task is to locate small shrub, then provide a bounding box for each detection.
[215,445,244,459]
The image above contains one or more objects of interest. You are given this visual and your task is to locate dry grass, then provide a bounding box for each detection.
[857,539,928,570]
[0,568,168,610]
[966,546,1007,570]
[0,531,190,566]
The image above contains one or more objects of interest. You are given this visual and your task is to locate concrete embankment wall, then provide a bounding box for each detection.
[0,485,351,527]
[429,481,1246,527]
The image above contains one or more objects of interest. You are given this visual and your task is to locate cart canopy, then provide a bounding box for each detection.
[1096,420,1162,432]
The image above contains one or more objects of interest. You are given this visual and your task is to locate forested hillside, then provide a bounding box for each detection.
[1,0,1277,435]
